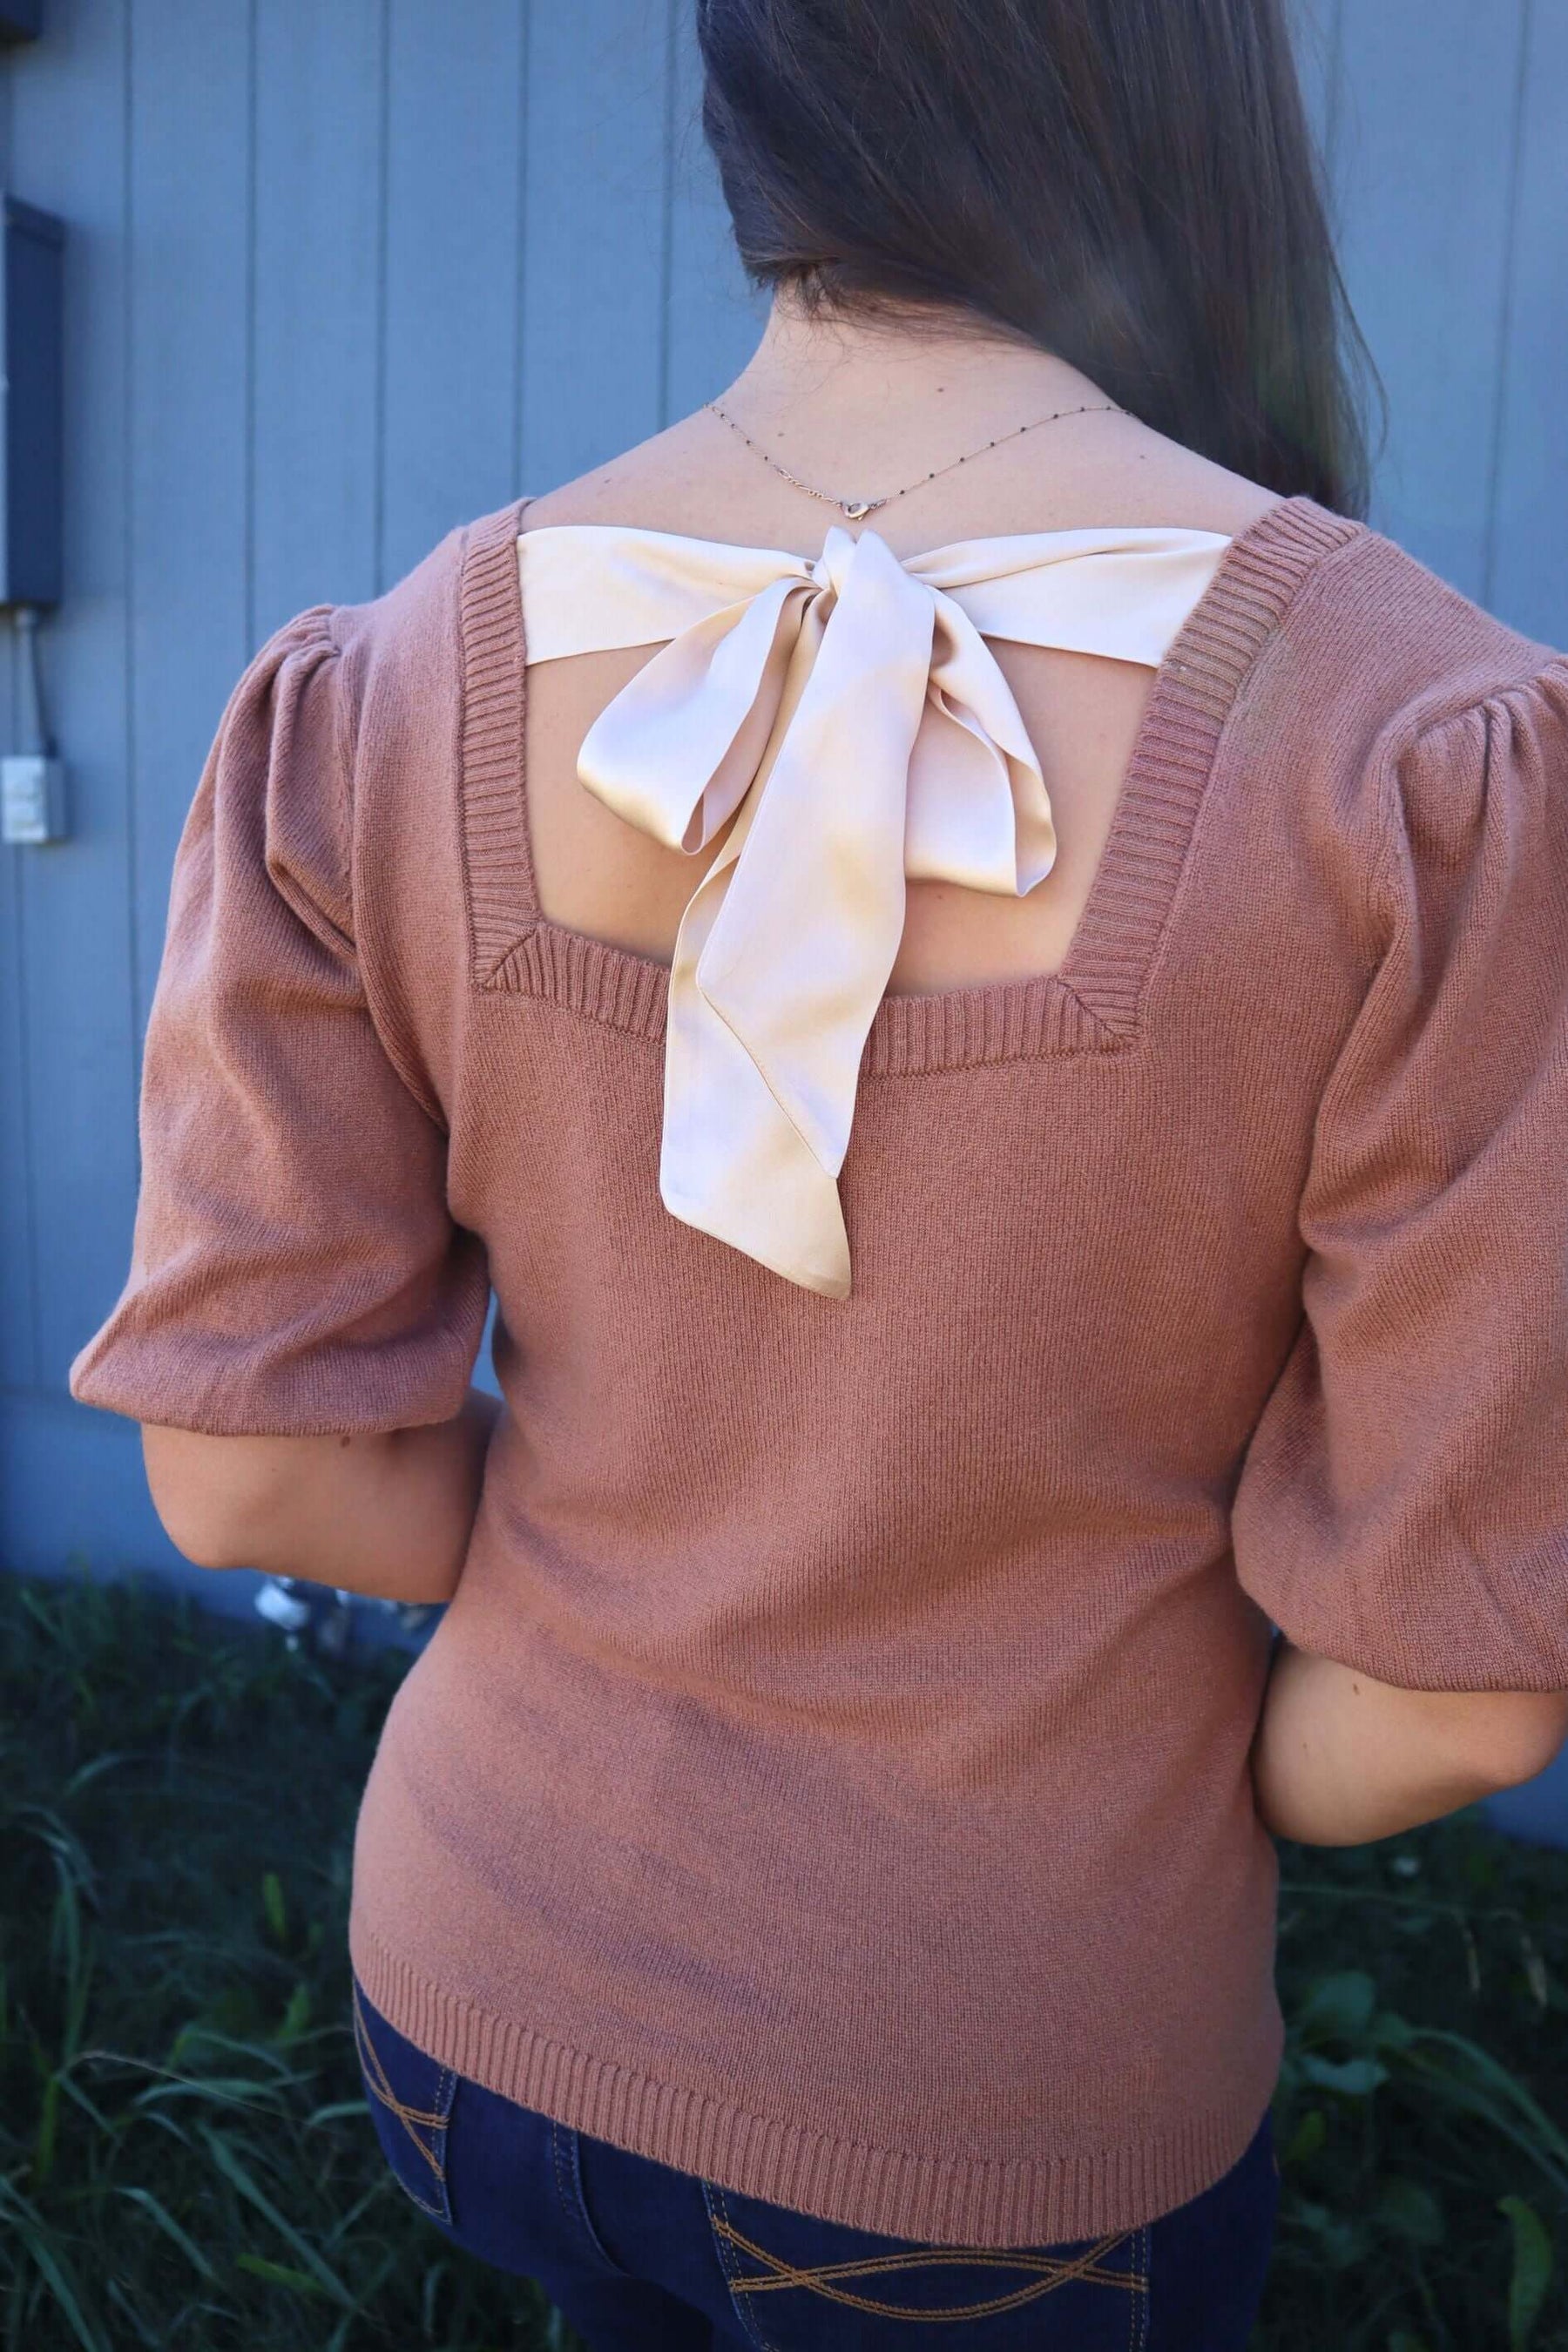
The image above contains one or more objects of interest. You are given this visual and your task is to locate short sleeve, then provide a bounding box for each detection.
[68,607,490,1436]
[1231,656,1568,1691]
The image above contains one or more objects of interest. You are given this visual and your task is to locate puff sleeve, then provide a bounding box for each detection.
[68,607,490,1436]
[1231,657,1568,1692]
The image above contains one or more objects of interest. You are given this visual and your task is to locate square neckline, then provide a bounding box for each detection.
[458,491,1362,1073]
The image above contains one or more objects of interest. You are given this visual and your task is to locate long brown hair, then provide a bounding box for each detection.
[696,0,1382,517]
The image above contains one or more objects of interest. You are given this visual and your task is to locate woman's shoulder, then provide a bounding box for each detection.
[325,495,528,708]
[1227,506,1565,955]
[1251,505,1562,755]
[1115,431,1555,724]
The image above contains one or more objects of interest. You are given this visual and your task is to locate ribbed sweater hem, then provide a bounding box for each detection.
[348,1919,1286,2248]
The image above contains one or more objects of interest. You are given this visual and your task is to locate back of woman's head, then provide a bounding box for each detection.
[696,0,1379,517]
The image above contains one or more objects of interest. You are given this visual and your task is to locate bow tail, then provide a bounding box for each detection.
[658,531,937,1299]
[660,749,855,1298]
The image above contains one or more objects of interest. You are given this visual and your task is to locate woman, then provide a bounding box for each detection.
[71,1,1568,2345]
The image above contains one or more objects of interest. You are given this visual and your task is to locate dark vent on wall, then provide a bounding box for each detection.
[0,195,64,609]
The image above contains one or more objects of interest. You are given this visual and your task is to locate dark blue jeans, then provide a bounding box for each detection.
[353,1973,1279,2350]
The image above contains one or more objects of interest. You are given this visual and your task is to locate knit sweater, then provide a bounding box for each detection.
[70,493,1568,2247]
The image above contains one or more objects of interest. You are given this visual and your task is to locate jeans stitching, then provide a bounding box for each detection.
[706,2182,778,2352]
[352,1987,451,2131]
[552,2121,625,2277]
[551,2123,584,2266]
[352,1980,453,2221]
[1130,2221,1151,2352]
[707,2190,1151,2327]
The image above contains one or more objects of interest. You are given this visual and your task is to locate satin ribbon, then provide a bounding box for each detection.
[518,521,1230,1299]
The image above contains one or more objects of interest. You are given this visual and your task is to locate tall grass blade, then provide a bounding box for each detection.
[1497,2195,1553,2352]
[234,2253,326,2295]
[0,2191,110,2352]
[113,2185,220,2283]
[103,2277,161,2349]
[30,2071,59,2185]
[1402,2036,1568,2198]
[260,1869,288,1947]
[194,2121,357,2310]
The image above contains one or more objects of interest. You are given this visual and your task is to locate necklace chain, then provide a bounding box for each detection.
[705,396,1125,523]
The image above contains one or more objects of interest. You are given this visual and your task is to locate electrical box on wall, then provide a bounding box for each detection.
[0,194,64,611]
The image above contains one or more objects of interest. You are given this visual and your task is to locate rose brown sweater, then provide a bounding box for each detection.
[70,493,1568,2246]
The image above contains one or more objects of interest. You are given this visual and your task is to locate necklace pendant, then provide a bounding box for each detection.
[842,499,881,523]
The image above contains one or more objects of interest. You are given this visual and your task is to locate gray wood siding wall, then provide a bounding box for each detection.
[1,0,1563,1592]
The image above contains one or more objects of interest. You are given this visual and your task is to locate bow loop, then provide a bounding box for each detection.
[905,586,1057,895]
[578,573,816,854]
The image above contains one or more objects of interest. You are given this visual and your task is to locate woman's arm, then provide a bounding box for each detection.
[139,1387,504,1605]
[1249,1637,1568,1846]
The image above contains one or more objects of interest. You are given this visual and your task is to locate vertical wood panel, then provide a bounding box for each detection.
[1333,0,1528,596]
[378,3,527,1389]
[1488,0,1568,645]
[1288,0,1344,191]
[0,39,28,1385]
[663,5,764,422]
[253,0,385,634]
[0,841,31,1387]
[382,0,526,584]
[2,1389,180,1582]
[0,10,30,1384]
[517,0,672,487]
[127,2,253,1035]
[5,0,138,1395]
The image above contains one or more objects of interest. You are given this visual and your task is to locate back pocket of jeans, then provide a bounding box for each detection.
[352,1977,456,2225]
[703,2177,1150,2352]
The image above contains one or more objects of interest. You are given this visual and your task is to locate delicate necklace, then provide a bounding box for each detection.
[706,395,1125,523]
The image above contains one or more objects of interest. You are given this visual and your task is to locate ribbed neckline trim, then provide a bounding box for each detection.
[457,491,1361,1074]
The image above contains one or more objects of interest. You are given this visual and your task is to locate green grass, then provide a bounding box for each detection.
[1267,1808,1568,2348]
[0,1567,571,2350]
[2,1565,1565,2350]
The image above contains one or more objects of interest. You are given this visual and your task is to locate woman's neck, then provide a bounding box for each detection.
[714,291,1112,480]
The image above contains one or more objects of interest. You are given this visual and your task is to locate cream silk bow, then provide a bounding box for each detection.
[517,521,1231,1300]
